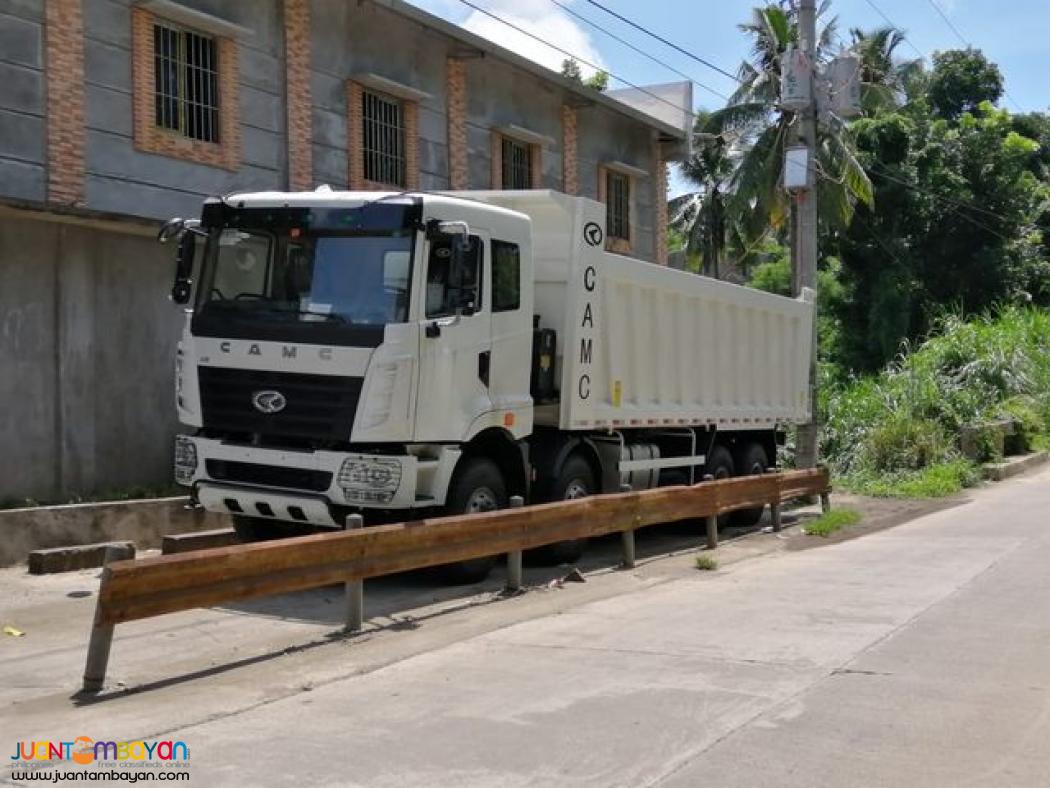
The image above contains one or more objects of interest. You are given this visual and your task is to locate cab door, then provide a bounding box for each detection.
[415,232,493,442]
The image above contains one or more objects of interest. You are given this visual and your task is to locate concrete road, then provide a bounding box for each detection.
[3,467,1050,786]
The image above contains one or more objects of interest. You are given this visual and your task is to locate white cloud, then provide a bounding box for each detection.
[410,0,607,77]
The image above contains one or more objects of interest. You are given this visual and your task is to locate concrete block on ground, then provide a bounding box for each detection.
[982,451,1049,482]
[162,528,238,555]
[28,540,135,575]
[0,496,228,567]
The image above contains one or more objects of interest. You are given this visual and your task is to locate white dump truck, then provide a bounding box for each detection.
[163,189,813,579]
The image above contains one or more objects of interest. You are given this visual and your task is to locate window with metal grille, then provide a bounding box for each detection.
[153,23,220,143]
[606,170,631,241]
[362,90,406,187]
[501,137,532,189]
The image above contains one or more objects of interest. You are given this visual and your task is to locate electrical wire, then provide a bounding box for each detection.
[580,0,742,85]
[859,0,926,60]
[923,0,1025,113]
[543,0,730,102]
[452,0,707,127]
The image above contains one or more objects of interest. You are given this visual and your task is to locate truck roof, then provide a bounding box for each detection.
[210,189,537,225]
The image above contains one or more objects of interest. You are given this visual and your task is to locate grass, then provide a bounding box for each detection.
[694,554,719,571]
[840,460,979,498]
[804,508,861,537]
[821,307,1050,497]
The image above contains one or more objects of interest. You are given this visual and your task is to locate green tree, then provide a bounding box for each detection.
[670,111,738,278]
[560,58,608,92]
[927,48,1004,119]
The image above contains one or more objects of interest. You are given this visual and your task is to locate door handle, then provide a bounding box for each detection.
[425,314,461,338]
[478,350,490,387]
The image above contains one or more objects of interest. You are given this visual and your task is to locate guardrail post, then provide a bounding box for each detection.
[619,484,636,568]
[82,545,123,693]
[818,467,832,513]
[767,468,782,532]
[506,496,524,592]
[702,474,718,550]
[345,514,365,632]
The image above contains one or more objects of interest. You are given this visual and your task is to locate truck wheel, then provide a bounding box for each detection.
[528,454,593,565]
[437,457,505,585]
[705,445,735,528]
[731,443,769,527]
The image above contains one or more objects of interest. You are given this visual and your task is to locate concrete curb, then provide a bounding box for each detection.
[0,497,227,568]
[28,541,136,575]
[982,451,1049,482]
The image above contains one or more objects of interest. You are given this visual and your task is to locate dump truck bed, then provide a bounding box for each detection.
[458,190,814,432]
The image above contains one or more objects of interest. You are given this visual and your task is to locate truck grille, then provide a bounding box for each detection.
[205,460,333,492]
[198,367,362,442]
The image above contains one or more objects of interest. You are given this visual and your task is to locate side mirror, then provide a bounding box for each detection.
[171,232,196,305]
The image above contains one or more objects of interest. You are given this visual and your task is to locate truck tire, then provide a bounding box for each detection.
[731,442,769,527]
[528,454,593,565]
[705,445,735,528]
[437,457,505,585]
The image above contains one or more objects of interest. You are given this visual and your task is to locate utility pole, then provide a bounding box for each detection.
[794,0,820,469]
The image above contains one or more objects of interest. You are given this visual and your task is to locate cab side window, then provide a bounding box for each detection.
[426,235,483,318]
[491,240,520,312]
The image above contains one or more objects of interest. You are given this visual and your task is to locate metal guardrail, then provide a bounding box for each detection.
[81,467,831,691]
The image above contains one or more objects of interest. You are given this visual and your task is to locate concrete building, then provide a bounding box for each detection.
[0,0,690,502]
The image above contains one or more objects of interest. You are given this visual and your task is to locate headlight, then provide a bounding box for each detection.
[173,436,198,485]
[338,458,401,504]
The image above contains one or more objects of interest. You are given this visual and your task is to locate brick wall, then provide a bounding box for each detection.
[446,58,468,190]
[653,139,668,265]
[45,0,86,205]
[561,105,578,195]
[131,7,241,170]
[284,0,313,191]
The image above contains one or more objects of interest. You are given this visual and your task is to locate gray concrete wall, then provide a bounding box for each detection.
[0,0,46,203]
[309,0,452,191]
[578,104,656,261]
[81,0,286,220]
[0,212,183,502]
[464,53,564,190]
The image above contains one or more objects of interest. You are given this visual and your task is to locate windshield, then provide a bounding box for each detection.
[197,229,414,325]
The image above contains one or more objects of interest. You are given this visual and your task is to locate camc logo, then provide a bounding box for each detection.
[10,737,189,764]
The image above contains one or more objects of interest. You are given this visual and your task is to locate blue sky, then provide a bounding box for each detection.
[409,0,1048,193]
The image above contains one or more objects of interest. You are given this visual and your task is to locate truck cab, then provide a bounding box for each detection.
[172,191,535,533]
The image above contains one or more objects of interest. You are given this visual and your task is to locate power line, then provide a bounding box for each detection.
[924,0,970,48]
[922,0,1025,113]
[580,0,742,86]
[862,163,1015,242]
[544,0,730,102]
[452,0,705,127]
[859,0,926,60]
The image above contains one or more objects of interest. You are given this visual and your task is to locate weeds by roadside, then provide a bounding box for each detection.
[822,308,1050,497]
[694,555,719,571]
[804,508,861,537]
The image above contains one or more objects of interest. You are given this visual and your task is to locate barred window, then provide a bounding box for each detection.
[606,170,630,241]
[154,23,220,143]
[501,137,532,189]
[362,90,406,187]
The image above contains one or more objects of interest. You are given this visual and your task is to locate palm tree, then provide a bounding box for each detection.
[670,112,737,278]
[850,26,925,111]
[702,3,874,250]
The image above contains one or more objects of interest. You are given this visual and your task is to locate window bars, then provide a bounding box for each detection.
[362,90,406,187]
[607,170,630,241]
[501,137,532,190]
[154,22,220,143]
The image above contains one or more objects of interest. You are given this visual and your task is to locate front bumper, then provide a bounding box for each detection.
[176,436,427,525]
